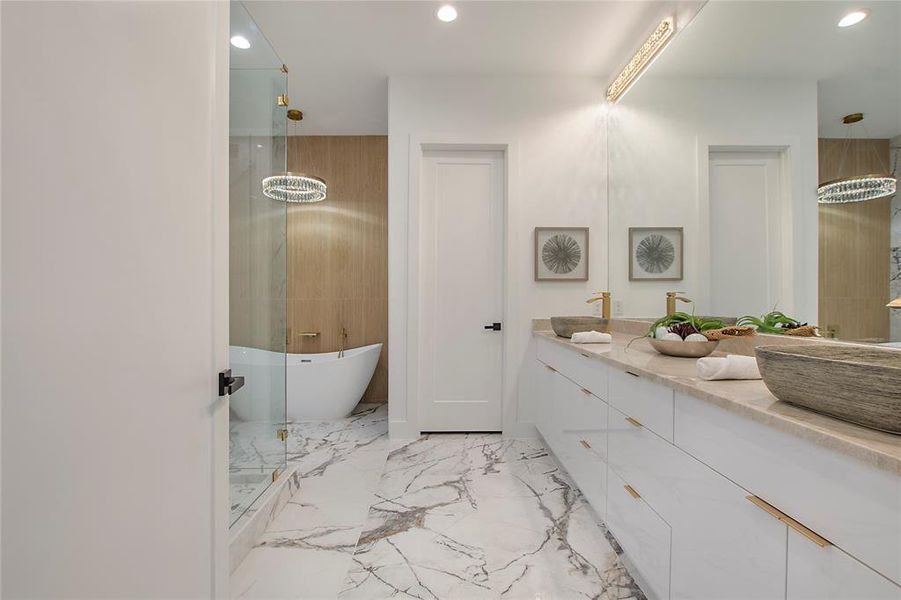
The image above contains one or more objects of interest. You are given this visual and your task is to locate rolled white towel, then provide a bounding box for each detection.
[696,354,761,381]
[571,330,612,344]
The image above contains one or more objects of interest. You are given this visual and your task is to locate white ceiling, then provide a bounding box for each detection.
[241,0,700,135]
[646,1,901,138]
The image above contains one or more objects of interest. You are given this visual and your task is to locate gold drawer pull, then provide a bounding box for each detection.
[581,352,592,358]
[625,371,640,378]
[624,484,641,499]
[746,496,832,548]
[545,365,556,372]
[297,331,320,337]
[579,439,591,449]
[626,416,643,427]
[581,388,592,395]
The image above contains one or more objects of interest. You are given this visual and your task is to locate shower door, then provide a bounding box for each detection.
[228,1,288,527]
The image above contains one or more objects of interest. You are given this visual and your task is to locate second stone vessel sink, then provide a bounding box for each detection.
[755,344,901,434]
[550,316,608,338]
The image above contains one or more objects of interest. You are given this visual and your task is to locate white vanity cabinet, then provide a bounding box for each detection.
[607,405,787,599]
[786,528,901,600]
[606,467,672,600]
[533,355,608,519]
[608,368,674,442]
[532,335,901,600]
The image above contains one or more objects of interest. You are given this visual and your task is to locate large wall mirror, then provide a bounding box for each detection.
[607,1,900,344]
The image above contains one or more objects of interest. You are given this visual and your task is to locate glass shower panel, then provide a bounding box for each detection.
[228,1,287,527]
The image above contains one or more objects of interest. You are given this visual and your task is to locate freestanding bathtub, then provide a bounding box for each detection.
[229,343,382,422]
[286,343,382,421]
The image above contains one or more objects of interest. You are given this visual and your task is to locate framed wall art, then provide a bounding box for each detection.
[629,227,683,281]
[534,227,589,281]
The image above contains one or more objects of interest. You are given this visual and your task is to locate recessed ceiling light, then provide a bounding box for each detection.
[437,4,457,23]
[230,35,251,49]
[838,10,868,28]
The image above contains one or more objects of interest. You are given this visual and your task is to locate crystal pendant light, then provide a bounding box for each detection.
[817,113,897,204]
[262,108,328,203]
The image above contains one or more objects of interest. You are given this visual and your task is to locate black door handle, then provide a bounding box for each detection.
[219,369,246,396]
[484,322,502,331]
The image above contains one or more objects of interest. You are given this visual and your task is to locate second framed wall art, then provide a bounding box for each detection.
[629,227,683,281]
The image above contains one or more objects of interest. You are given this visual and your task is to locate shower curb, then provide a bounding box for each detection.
[229,466,301,574]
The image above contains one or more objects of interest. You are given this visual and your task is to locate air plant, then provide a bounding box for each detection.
[736,310,807,334]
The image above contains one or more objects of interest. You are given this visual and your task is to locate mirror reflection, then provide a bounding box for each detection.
[608,0,900,344]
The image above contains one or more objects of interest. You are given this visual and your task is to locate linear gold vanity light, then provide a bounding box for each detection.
[606,17,674,104]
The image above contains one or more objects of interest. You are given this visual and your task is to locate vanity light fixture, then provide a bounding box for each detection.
[838,10,868,28]
[262,107,328,203]
[230,35,251,49]
[606,17,674,104]
[817,113,897,204]
[437,4,457,23]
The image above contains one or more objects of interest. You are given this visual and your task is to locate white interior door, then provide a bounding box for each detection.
[420,149,505,432]
[1,2,229,596]
[708,151,786,316]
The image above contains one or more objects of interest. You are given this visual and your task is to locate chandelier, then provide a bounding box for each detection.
[817,113,896,204]
[261,108,328,203]
[262,173,327,203]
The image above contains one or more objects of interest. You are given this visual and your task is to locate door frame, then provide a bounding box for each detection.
[405,134,520,438]
[696,137,798,316]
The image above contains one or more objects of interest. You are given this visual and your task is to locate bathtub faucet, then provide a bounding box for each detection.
[338,326,348,358]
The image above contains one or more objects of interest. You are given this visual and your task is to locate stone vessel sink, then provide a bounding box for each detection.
[755,344,901,434]
[550,316,609,338]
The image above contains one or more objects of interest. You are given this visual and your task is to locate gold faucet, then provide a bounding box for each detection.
[338,326,348,358]
[666,291,692,316]
[586,291,611,319]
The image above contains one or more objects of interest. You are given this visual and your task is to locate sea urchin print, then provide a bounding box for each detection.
[542,234,582,274]
[636,234,675,274]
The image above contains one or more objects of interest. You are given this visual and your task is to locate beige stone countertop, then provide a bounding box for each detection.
[534,330,901,476]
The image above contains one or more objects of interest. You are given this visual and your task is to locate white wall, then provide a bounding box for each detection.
[388,76,607,438]
[607,76,819,322]
[2,2,230,596]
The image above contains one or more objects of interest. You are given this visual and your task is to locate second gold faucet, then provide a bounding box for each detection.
[665,291,692,316]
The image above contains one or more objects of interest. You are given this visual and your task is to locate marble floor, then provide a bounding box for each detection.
[231,404,643,600]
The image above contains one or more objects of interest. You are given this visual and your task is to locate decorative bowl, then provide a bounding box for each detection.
[648,338,719,358]
[550,316,608,338]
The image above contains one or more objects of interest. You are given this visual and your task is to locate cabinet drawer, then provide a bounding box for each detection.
[787,527,901,600]
[557,382,608,519]
[607,469,672,600]
[537,337,608,399]
[608,405,787,599]
[675,391,901,585]
[533,359,557,444]
[608,367,674,442]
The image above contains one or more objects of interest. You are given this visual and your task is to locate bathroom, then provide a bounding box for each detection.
[1,1,899,599]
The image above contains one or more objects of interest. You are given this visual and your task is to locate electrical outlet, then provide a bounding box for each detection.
[613,300,624,317]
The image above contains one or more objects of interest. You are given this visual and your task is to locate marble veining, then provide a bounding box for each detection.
[231,404,643,600]
[340,434,642,600]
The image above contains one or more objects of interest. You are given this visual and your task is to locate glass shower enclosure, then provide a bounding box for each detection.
[228,1,288,527]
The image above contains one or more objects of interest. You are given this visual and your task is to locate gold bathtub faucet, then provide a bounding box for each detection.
[586,291,612,319]
[666,291,692,316]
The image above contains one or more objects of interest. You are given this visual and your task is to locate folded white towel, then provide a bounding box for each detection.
[696,354,761,381]
[571,331,612,344]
